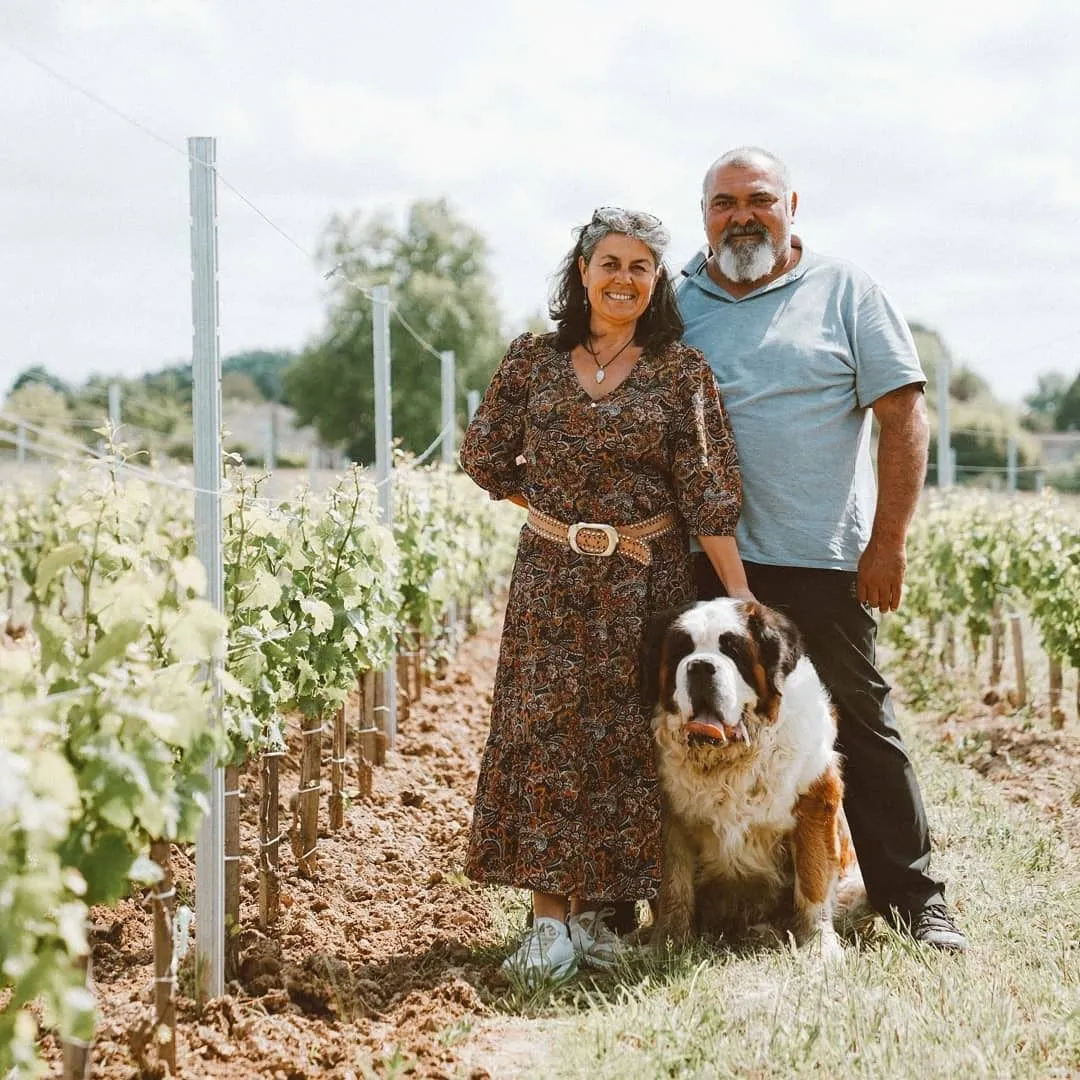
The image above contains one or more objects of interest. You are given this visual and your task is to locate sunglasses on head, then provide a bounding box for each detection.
[590,206,662,228]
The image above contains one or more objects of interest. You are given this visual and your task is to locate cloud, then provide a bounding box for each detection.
[0,0,1078,403]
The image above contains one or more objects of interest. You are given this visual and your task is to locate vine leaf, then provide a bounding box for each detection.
[35,542,83,591]
[80,618,144,676]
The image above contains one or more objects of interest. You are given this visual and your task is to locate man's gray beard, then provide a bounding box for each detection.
[717,237,778,283]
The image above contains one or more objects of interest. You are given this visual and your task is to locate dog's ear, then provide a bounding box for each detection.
[641,603,695,711]
[744,602,802,720]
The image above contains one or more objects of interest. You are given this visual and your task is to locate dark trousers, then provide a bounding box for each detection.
[694,554,946,917]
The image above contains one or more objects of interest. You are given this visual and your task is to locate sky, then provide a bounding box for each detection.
[2,0,1078,405]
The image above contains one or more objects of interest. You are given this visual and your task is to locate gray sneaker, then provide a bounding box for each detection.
[568,908,633,969]
[501,916,578,986]
[891,903,968,952]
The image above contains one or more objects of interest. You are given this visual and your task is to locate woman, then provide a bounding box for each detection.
[459,207,749,985]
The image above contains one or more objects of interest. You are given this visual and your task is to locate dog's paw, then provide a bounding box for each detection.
[818,928,844,965]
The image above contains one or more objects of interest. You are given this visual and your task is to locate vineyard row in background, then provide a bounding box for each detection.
[0,453,523,1079]
[885,490,1080,725]
[4,475,1078,1078]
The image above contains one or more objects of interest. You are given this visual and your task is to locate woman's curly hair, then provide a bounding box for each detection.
[548,207,684,353]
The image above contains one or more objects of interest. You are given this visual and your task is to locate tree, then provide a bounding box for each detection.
[7,364,71,399]
[949,366,991,403]
[1055,372,1080,432]
[1022,372,1068,433]
[284,199,504,462]
[223,350,294,402]
[71,374,188,442]
[3,382,71,437]
[221,371,264,403]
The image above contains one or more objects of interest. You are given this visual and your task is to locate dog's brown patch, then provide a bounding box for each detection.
[793,766,845,905]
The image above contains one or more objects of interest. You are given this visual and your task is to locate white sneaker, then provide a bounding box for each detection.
[568,908,632,969]
[501,916,578,986]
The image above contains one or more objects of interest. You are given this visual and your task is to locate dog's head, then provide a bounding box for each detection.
[644,597,803,755]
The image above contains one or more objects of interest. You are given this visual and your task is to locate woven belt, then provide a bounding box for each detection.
[525,506,677,567]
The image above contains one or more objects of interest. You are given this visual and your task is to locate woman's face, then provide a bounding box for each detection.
[578,233,659,330]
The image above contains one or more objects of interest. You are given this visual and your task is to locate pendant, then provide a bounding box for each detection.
[595,369,606,383]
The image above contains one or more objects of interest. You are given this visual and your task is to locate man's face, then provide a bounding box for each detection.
[702,162,796,284]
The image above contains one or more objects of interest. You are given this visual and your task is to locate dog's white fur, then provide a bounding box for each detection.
[649,598,865,958]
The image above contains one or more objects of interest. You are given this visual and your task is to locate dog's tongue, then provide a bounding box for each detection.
[684,719,733,742]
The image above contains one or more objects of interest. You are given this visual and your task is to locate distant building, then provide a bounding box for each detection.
[1034,432,1080,467]
[221,401,317,467]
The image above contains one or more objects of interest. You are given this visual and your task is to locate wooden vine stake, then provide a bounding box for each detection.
[1010,614,1027,708]
[396,650,413,723]
[224,764,241,981]
[944,618,957,671]
[436,614,453,679]
[990,601,1004,685]
[416,630,429,691]
[413,633,426,696]
[1049,658,1066,729]
[150,839,177,1074]
[371,671,389,765]
[61,955,92,1080]
[330,704,347,830]
[259,750,281,927]
[355,674,375,798]
[357,670,376,765]
[297,714,322,877]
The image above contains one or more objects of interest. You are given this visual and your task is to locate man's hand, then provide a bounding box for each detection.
[857,537,906,612]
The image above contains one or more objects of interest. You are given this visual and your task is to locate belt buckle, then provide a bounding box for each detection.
[568,522,619,557]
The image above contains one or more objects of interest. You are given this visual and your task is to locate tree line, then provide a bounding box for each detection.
[2,198,1076,480]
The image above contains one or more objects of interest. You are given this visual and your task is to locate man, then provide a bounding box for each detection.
[676,146,966,951]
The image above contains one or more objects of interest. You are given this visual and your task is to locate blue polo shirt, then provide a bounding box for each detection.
[676,244,925,571]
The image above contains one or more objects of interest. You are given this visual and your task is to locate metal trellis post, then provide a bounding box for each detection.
[937,350,952,489]
[440,350,456,467]
[373,284,397,747]
[108,382,122,431]
[189,135,226,1001]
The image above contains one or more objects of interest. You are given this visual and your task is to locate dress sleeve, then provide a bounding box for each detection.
[459,332,534,500]
[670,346,742,536]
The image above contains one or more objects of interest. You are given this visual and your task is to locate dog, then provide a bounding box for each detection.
[644,597,866,959]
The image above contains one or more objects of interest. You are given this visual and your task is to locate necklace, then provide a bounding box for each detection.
[583,334,635,383]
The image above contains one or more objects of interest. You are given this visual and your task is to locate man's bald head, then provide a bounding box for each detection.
[702,147,792,200]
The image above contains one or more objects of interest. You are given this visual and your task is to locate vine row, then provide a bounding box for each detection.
[0,453,521,1077]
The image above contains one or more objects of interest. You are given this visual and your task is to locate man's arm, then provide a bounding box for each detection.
[697,535,754,601]
[858,384,929,612]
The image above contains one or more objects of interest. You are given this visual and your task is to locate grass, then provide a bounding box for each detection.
[468,715,1080,1079]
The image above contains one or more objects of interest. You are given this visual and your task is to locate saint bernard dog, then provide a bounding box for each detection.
[645,597,867,959]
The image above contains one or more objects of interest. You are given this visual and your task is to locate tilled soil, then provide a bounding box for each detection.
[914,690,1080,851]
[33,611,1080,1079]
[41,616,519,1080]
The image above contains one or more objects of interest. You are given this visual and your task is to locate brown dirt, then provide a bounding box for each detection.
[30,613,1080,1078]
[909,685,1080,851]
[39,615,525,1079]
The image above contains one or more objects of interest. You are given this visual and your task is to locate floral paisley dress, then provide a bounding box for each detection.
[459,331,741,900]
